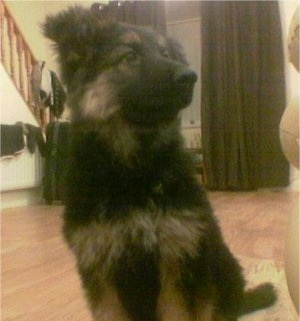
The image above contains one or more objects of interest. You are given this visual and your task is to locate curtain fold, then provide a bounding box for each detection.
[201,1,289,190]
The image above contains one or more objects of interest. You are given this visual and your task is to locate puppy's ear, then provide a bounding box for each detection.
[167,38,188,65]
[43,6,92,47]
[42,7,99,85]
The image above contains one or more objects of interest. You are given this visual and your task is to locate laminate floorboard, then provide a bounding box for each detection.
[1,189,299,321]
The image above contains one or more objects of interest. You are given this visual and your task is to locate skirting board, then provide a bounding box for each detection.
[1,187,43,210]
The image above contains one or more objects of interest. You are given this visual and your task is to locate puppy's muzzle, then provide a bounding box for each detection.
[174,67,198,87]
[173,66,198,108]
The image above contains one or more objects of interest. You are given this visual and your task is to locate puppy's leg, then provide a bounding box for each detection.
[158,279,193,321]
[89,287,131,321]
[212,244,245,319]
[158,277,215,321]
[78,266,130,321]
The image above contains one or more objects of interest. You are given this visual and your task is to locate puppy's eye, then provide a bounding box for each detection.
[121,51,139,64]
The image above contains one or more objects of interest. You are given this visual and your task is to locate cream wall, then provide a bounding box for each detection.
[165,1,200,22]
[1,65,38,125]
[5,0,105,74]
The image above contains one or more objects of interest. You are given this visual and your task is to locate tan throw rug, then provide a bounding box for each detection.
[238,256,298,321]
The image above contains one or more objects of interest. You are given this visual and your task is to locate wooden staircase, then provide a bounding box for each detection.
[0,0,50,127]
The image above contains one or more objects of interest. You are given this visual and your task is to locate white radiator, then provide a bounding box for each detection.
[1,149,44,192]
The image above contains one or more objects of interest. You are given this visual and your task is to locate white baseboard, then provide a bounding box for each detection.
[1,187,43,210]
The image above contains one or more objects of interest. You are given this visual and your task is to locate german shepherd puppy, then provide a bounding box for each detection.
[43,7,276,321]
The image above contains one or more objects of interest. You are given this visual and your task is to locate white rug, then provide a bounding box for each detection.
[238,256,298,321]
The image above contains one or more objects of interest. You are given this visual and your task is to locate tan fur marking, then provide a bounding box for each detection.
[80,73,119,120]
[98,115,139,165]
[157,34,168,49]
[91,287,130,321]
[158,279,215,321]
[158,279,192,321]
[119,31,141,45]
[69,210,205,273]
[158,211,207,280]
[68,212,157,275]
[195,298,216,321]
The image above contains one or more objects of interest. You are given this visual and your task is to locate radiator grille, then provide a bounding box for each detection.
[1,149,44,192]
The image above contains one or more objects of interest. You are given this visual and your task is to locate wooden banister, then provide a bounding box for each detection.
[0,0,48,127]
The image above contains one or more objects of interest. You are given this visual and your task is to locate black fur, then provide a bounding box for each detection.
[43,7,276,321]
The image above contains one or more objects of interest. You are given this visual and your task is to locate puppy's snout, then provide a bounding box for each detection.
[173,68,197,85]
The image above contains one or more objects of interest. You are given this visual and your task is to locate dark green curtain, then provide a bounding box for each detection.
[91,1,166,34]
[201,1,289,190]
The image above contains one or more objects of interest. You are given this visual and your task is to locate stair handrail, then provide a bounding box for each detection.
[0,0,48,127]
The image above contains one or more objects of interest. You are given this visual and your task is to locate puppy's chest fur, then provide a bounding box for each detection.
[67,210,207,278]
[63,122,214,319]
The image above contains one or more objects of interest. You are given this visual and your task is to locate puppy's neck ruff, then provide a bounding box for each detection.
[71,113,183,169]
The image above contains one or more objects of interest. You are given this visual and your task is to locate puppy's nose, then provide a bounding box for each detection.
[174,68,198,85]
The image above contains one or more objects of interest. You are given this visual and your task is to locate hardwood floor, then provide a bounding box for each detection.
[207,190,299,263]
[1,190,299,321]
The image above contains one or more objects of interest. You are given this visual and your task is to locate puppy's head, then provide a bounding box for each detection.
[43,7,197,126]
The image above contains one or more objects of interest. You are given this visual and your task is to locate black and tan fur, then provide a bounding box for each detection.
[43,7,276,321]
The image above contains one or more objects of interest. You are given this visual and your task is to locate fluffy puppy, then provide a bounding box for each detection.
[43,7,276,321]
